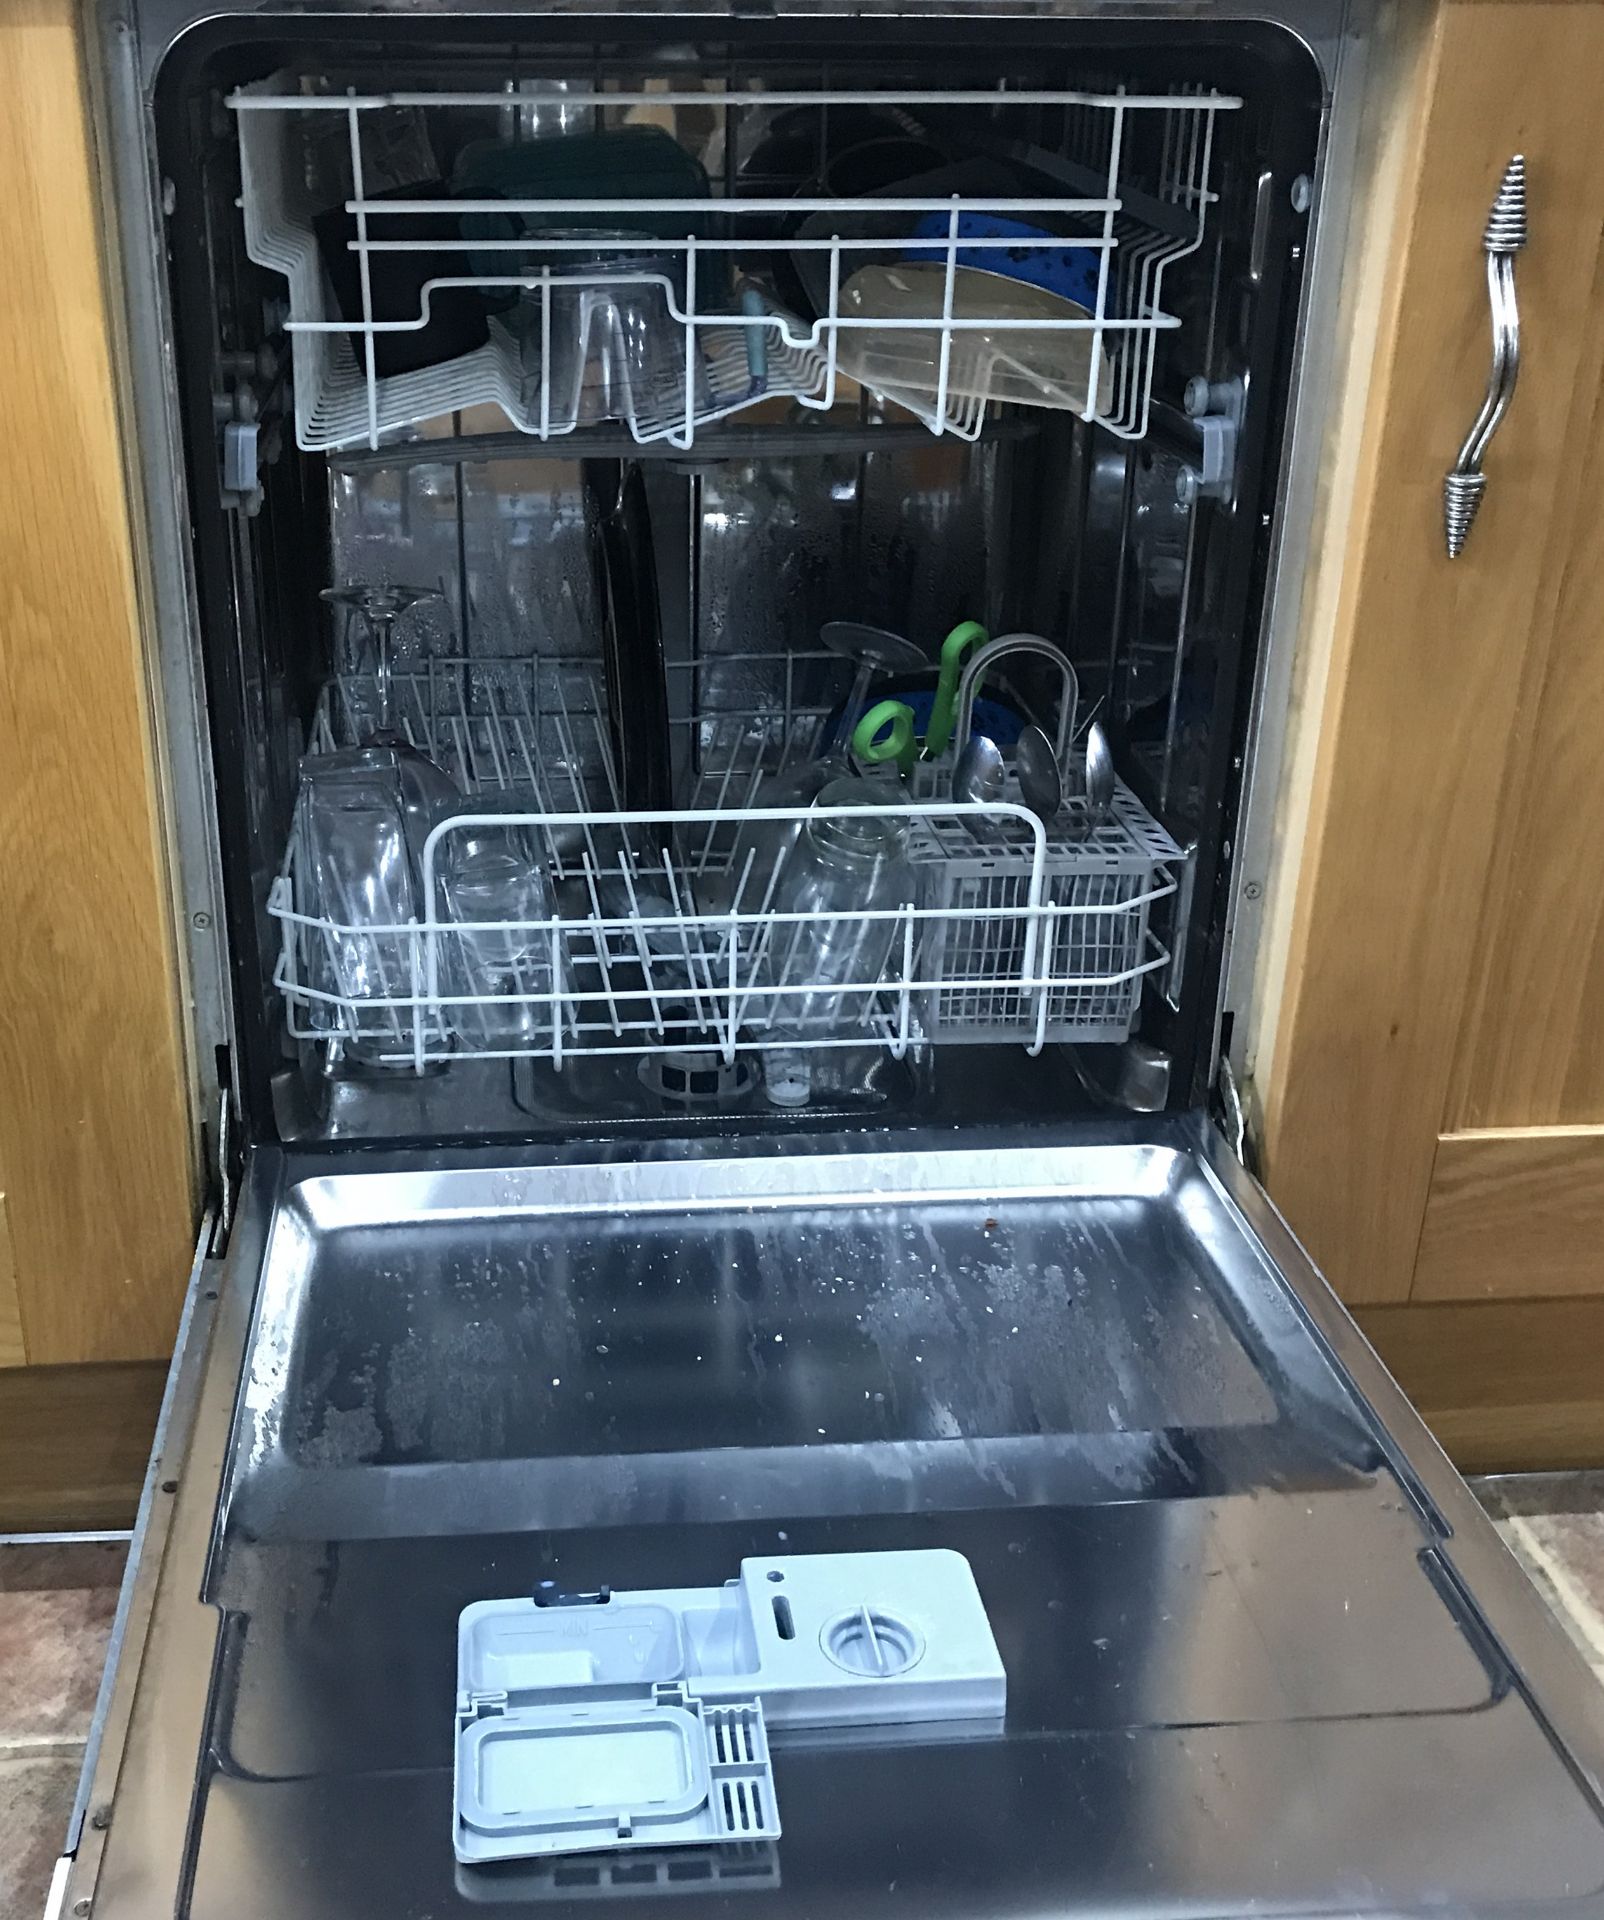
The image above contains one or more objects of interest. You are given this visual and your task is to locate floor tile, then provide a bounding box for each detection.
[0,1754,79,1919]
[0,1547,123,1751]
[1499,1512,1604,1675]
[1474,1470,1604,1522]
[1474,1473,1604,1680]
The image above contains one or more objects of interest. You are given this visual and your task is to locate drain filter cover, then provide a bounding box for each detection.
[822,1605,924,1677]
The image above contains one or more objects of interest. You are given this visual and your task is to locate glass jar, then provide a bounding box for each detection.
[752,777,917,1105]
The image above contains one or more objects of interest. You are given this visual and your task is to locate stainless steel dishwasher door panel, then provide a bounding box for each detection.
[219,1135,1383,1541]
[187,1699,1604,1918]
[82,1125,1604,1919]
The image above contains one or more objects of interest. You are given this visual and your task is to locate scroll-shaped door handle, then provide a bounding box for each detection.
[1444,155,1528,558]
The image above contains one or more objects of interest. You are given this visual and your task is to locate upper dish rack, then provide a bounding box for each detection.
[231,81,1238,453]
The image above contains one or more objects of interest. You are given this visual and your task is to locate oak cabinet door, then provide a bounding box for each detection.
[1257,0,1604,1469]
[1414,256,1604,1305]
[0,0,198,1367]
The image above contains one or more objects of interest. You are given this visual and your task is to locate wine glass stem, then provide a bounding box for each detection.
[373,610,396,735]
[843,660,875,753]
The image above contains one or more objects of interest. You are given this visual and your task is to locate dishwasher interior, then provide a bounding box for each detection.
[161,14,1319,1147]
[82,10,1604,1918]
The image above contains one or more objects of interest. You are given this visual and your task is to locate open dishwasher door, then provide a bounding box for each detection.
[66,1120,1604,1919]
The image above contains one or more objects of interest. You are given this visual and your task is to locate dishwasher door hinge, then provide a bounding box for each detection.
[206,1055,242,1257]
[1212,1053,1248,1165]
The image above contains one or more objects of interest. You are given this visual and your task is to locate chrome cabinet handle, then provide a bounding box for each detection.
[1444,155,1528,558]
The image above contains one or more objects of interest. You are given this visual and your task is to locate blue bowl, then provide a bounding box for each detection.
[903,212,1103,313]
[822,688,1025,755]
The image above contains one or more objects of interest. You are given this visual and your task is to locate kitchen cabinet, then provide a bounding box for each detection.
[1250,0,1604,1465]
[0,1,199,1378]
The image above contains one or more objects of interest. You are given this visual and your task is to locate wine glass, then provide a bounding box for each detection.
[321,582,443,745]
[320,583,460,870]
[727,621,928,914]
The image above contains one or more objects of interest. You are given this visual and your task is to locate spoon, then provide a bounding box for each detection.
[953,732,1006,844]
[1082,720,1116,835]
[1015,723,1063,823]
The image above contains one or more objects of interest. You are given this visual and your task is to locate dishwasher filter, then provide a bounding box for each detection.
[454,1548,1006,1865]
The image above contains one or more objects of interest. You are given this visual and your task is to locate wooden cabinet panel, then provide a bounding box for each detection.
[0,1191,23,1370]
[0,0,198,1363]
[1358,1297,1604,1474]
[0,1361,166,1530]
[1258,0,1604,1305]
[1448,267,1604,1132]
[1413,1127,1604,1300]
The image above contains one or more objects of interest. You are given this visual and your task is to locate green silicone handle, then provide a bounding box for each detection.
[852,699,918,776]
[925,621,989,760]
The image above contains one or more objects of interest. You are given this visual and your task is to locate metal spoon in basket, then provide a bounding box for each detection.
[1015,723,1063,824]
[1064,719,1116,841]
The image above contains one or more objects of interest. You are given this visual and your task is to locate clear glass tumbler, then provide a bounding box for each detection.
[432,809,561,1052]
[294,747,428,1064]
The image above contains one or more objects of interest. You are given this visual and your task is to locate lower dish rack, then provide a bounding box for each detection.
[270,679,1183,1071]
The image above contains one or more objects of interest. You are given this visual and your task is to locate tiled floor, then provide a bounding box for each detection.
[0,1541,126,1920]
[1477,1471,1604,1681]
[1,1485,1602,1917]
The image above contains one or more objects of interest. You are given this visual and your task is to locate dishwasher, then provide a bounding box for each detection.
[62,0,1604,1914]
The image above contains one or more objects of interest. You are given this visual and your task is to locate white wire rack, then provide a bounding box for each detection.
[680,650,849,812]
[268,793,1178,1070]
[312,654,617,808]
[280,656,1182,1068]
[231,81,1237,452]
[309,648,849,815]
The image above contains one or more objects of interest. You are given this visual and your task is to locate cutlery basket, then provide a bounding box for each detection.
[906,780,1183,1047]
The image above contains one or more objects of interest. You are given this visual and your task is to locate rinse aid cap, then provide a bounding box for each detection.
[454,1547,1006,1865]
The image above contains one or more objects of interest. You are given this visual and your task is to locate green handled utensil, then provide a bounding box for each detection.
[924,620,989,760]
[851,699,919,777]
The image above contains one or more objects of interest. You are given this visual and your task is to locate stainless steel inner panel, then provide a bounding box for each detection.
[223,1138,1366,1543]
[172,1129,1604,1918]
